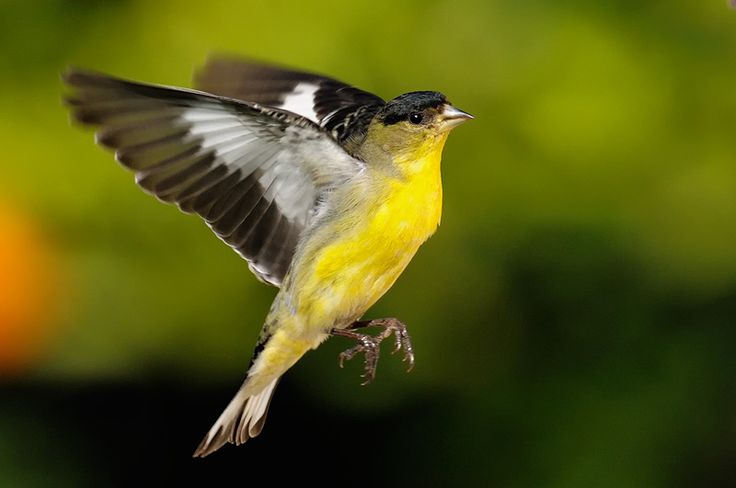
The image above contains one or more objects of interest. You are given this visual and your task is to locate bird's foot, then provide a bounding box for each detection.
[355,318,415,371]
[330,317,415,385]
[331,330,380,385]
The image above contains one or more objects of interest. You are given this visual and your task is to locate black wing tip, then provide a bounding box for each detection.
[63,99,106,126]
[70,112,100,126]
[61,68,86,124]
[62,98,96,126]
[60,67,114,126]
[60,66,84,85]
[61,66,115,87]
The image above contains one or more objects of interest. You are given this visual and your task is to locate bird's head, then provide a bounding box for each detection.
[364,91,472,170]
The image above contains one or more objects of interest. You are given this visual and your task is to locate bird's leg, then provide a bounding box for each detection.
[330,317,415,385]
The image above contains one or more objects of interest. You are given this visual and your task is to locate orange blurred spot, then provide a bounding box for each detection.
[0,198,59,375]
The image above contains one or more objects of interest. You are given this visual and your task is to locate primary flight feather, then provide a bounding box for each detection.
[62,56,472,457]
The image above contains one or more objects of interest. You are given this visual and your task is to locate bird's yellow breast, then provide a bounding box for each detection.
[291,134,447,331]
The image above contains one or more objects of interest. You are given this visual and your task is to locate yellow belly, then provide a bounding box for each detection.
[280,135,447,335]
[317,189,440,319]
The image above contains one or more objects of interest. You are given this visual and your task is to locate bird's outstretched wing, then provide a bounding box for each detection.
[64,69,364,286]
[195,56,385,148]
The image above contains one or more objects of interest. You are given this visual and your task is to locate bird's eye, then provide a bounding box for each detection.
[409,112,423,124]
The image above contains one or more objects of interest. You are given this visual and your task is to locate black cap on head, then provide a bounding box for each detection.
[379,91,448,125]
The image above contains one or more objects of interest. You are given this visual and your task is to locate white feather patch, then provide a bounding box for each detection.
[278,82,319,122]
[180,107,230,122]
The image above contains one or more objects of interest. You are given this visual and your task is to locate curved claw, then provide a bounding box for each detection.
[391,333,403,355]
[381,320,415,372]
[404,350,416,372]
[338,351,350,369]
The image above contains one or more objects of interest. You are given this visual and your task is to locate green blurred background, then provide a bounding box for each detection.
[2,0,736,486]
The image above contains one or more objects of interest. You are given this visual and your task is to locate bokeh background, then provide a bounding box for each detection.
[2,0,736,486]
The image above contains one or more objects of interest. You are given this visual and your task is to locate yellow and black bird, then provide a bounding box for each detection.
[62,57,472,457]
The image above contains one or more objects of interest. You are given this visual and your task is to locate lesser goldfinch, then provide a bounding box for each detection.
[63,57,472,457]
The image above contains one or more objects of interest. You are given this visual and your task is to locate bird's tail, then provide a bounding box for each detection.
[193,375,280,457]
[192,329,312,457]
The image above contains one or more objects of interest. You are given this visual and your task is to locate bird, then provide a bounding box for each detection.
[62,56,472,457]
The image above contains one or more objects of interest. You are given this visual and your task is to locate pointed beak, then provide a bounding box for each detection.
[439,103,474,130]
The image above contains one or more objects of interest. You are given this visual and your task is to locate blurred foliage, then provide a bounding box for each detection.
[1,0,736,486]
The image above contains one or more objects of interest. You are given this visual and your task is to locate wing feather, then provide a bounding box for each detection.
[194,56,385,148]
[64,68,363,286]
